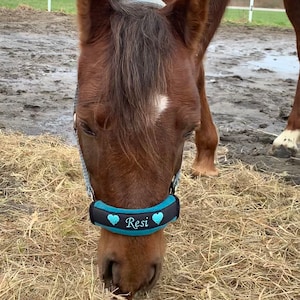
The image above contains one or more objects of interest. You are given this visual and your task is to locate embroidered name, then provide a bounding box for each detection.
[125,216,149,229]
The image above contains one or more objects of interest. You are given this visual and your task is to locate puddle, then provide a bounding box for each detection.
[248,54,298,77]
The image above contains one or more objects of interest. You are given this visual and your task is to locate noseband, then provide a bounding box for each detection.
[73,87,180,236]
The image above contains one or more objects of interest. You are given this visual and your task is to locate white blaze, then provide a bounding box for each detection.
[153,94,169,121]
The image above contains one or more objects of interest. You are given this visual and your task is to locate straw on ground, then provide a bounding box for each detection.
[1,131,299,299]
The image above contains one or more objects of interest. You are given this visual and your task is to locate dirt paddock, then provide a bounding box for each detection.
[0,8,299,183]
[0,7,300,300]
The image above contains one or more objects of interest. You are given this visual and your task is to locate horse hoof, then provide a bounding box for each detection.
[269,144,297,158]
[191,167,219,178]
[271,129,300,158]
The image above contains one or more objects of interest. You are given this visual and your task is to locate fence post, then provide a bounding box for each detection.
[48,0,51,12]
[248,0,254,22]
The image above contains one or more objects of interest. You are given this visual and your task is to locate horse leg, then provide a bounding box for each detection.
[271,0,300,156]
[192,61,219,176]
[192,0,229,176]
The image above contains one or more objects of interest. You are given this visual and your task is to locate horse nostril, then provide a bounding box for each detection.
[148,263,161,288]
[102,259,112,282]
[102,259,120,289]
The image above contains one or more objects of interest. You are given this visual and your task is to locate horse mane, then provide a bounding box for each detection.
[105,1,174,157]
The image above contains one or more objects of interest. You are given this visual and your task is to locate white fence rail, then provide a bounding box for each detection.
[47,0,286,21]
[228,0,285,23]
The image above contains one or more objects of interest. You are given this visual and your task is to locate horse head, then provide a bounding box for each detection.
[75,0,208,297]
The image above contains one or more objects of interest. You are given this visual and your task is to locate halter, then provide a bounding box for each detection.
[73,86,180,236]
[123,0,166,8]
[74,0,179,237]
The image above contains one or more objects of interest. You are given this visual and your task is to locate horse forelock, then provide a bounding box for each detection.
[105,1,174,150]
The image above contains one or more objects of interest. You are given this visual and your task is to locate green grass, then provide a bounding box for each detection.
[0,1,293,28]
[0,0,76,14]
[224,8,292,28]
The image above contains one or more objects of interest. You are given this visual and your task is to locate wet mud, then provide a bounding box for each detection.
[0,8,299,184]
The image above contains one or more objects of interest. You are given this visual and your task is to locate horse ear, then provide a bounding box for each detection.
[166,0,209,52]
[77,0,112,44]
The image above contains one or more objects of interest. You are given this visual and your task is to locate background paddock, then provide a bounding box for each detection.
[0,7,299,300]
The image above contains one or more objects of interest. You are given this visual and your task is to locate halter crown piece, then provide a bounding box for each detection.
[124,0,166,8]
[74,86,180,237]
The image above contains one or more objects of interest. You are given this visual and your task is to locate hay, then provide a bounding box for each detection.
[0,131,299,300]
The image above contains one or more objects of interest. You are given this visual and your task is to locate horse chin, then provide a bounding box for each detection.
[98,230,165,298]
[103,264,162,299]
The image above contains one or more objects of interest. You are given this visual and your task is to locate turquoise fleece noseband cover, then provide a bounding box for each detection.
[89,195,180,236]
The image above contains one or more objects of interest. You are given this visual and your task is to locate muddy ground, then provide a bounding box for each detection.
[0,8,299,184]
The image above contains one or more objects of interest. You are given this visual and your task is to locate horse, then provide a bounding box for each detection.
[191,0,300,176]
[74,0,300,298]
[271,0,300,156]
[75,0,209,298]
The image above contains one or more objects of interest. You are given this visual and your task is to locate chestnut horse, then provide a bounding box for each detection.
[75,0,209,298]
[74,0,300,298]
[272,0,300,156]
[193,0,300,176]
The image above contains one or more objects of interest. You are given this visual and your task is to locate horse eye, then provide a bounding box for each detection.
[184,131,193,139]
[184,129,195,139]
[80,122,96,136]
